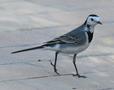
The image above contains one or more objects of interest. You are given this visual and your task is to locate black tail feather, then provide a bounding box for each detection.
[11,45,44,54]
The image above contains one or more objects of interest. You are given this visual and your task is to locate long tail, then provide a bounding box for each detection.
[11,45,44,54]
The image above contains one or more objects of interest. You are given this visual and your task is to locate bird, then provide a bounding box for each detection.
[12,14,102,78]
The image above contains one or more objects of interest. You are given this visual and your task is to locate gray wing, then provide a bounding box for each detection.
[44,24,86,46]
[44,32,86,46]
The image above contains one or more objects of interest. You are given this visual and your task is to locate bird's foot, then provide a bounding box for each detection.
[72,74,87,78]
[50,60,54,66]
[55,70,60,75]
[50,60,60,75]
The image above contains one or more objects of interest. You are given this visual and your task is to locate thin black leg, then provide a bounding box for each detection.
[50,52,60,75]
[73,54,86,78]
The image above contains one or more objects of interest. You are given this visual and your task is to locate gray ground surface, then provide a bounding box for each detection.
[0,0,114,90]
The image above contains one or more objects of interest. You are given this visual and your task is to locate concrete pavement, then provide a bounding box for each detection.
[0,0,114,90]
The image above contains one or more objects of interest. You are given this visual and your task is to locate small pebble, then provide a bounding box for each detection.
[72,87,76,90]
[38,59,42,62]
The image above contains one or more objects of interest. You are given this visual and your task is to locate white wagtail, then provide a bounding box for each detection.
[12,14,102,78]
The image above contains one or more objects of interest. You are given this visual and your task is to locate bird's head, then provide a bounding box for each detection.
[84,14,102,26]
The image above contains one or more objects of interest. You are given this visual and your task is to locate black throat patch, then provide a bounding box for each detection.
[86,24,94,43]
[87,31,93,43]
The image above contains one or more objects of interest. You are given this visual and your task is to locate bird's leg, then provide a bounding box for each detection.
[50,52,60,75]
[72,54,86,78]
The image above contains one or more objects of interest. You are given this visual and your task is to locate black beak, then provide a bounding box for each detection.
[97,21,102,25]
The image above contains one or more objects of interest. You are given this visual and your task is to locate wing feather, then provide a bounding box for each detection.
[44,34,81,46]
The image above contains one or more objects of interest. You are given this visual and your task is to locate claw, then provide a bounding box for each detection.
[55,71,60,75]
[49,60,60,75]
[50,60,54,66]
[72,74,87,78]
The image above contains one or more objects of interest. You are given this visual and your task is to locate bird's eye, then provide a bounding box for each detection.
[91,18,94,21]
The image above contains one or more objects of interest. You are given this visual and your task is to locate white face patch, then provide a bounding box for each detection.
[87,16,101,26]
[89,16,100,22]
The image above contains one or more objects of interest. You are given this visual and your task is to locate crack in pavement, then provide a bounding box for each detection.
[0,73,75,83]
